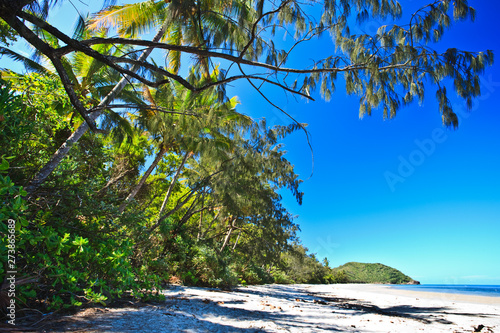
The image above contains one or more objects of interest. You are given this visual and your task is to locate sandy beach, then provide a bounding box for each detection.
[42,284,500,332]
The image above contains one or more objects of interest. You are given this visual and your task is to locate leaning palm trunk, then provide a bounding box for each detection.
[25,23,169,195]
[231,230,242,252]
[219,218,236,253]
[155,151,191,219]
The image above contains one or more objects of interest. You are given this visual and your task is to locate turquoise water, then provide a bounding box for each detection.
[390,284,500,297]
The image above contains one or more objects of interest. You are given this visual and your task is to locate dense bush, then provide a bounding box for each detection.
[0,75,308,312]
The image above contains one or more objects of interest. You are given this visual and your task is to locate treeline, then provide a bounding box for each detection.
[0,70,328,310]
[0,71,413,313]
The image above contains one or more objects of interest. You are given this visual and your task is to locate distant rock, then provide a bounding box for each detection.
[406,280,420,285]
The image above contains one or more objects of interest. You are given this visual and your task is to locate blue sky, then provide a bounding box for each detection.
[4,1,500,284]
[228,1,500,284]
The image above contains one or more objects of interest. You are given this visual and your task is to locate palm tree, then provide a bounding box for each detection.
[22,16,172,195]
[1,26,125,126]
[16,0,304,195]
[118,67,251,213]
[21,0,252,194]
[87,0,260,76]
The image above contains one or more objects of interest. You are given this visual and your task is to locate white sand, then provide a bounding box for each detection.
[53,284,500,332]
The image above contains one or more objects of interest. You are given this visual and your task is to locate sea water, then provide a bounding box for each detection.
[390,284,500,297]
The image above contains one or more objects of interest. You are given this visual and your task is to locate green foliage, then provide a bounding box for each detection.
[0,74,75,184]
[330,270,349,284]
[0,156,28,281]
[188,245,238,288]
[0,19,17,46]
[331,262,416,284]
[1,0,489,314]
[0,82,29,224]
[0,81,166,311]
[273,243,333,284]
[271,270,295,285]
[0,74,304,312]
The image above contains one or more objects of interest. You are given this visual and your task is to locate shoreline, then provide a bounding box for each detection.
[387,285,500,305]
[39,283,500,332]
[334,283,500,305]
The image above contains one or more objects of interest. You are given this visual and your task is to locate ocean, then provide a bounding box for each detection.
[390,284,500,297]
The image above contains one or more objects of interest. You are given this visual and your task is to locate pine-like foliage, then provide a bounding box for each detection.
[82,0,493,128]
[1,0,494,129]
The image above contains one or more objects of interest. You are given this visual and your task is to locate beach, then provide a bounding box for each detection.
[44,284,500,332]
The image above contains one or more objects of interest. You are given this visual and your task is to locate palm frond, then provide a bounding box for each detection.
[60,57,81,90]
[0,47,52,75]
[72,14,88,40]
[101,108,135,143]
[88,1,167,37]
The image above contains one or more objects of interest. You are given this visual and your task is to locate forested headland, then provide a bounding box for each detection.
[331,262,419,284]
[0,0,492,313]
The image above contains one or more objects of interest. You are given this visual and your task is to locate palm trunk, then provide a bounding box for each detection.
[118,147,167,213]
[219,218,236,253]
[25,22,170,195]
[219,226,233,253]
[231,230,242,252]
[148,189,196,233]
[156,151,191,220]
[196,193,205,241]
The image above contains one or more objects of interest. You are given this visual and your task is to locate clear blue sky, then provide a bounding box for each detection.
[229,1,500,285]
[4,1,500,284]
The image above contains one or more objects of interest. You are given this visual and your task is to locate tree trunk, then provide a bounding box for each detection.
[25,22,170,195]
[196,193,205,241]
[155,151,191,220]
[219,218,236,253]
[231,230,242,252]
[148,189,196,233]
[118,147,167,213]
[219,226,233,253]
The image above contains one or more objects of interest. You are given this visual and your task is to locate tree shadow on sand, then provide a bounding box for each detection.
[41,298,346,332]
[31,285,500,332]
[313,294,498,325]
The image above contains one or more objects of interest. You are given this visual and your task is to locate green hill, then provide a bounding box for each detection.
[331,262,419,284]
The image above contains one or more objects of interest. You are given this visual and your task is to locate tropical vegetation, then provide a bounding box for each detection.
[0,0,492,313]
